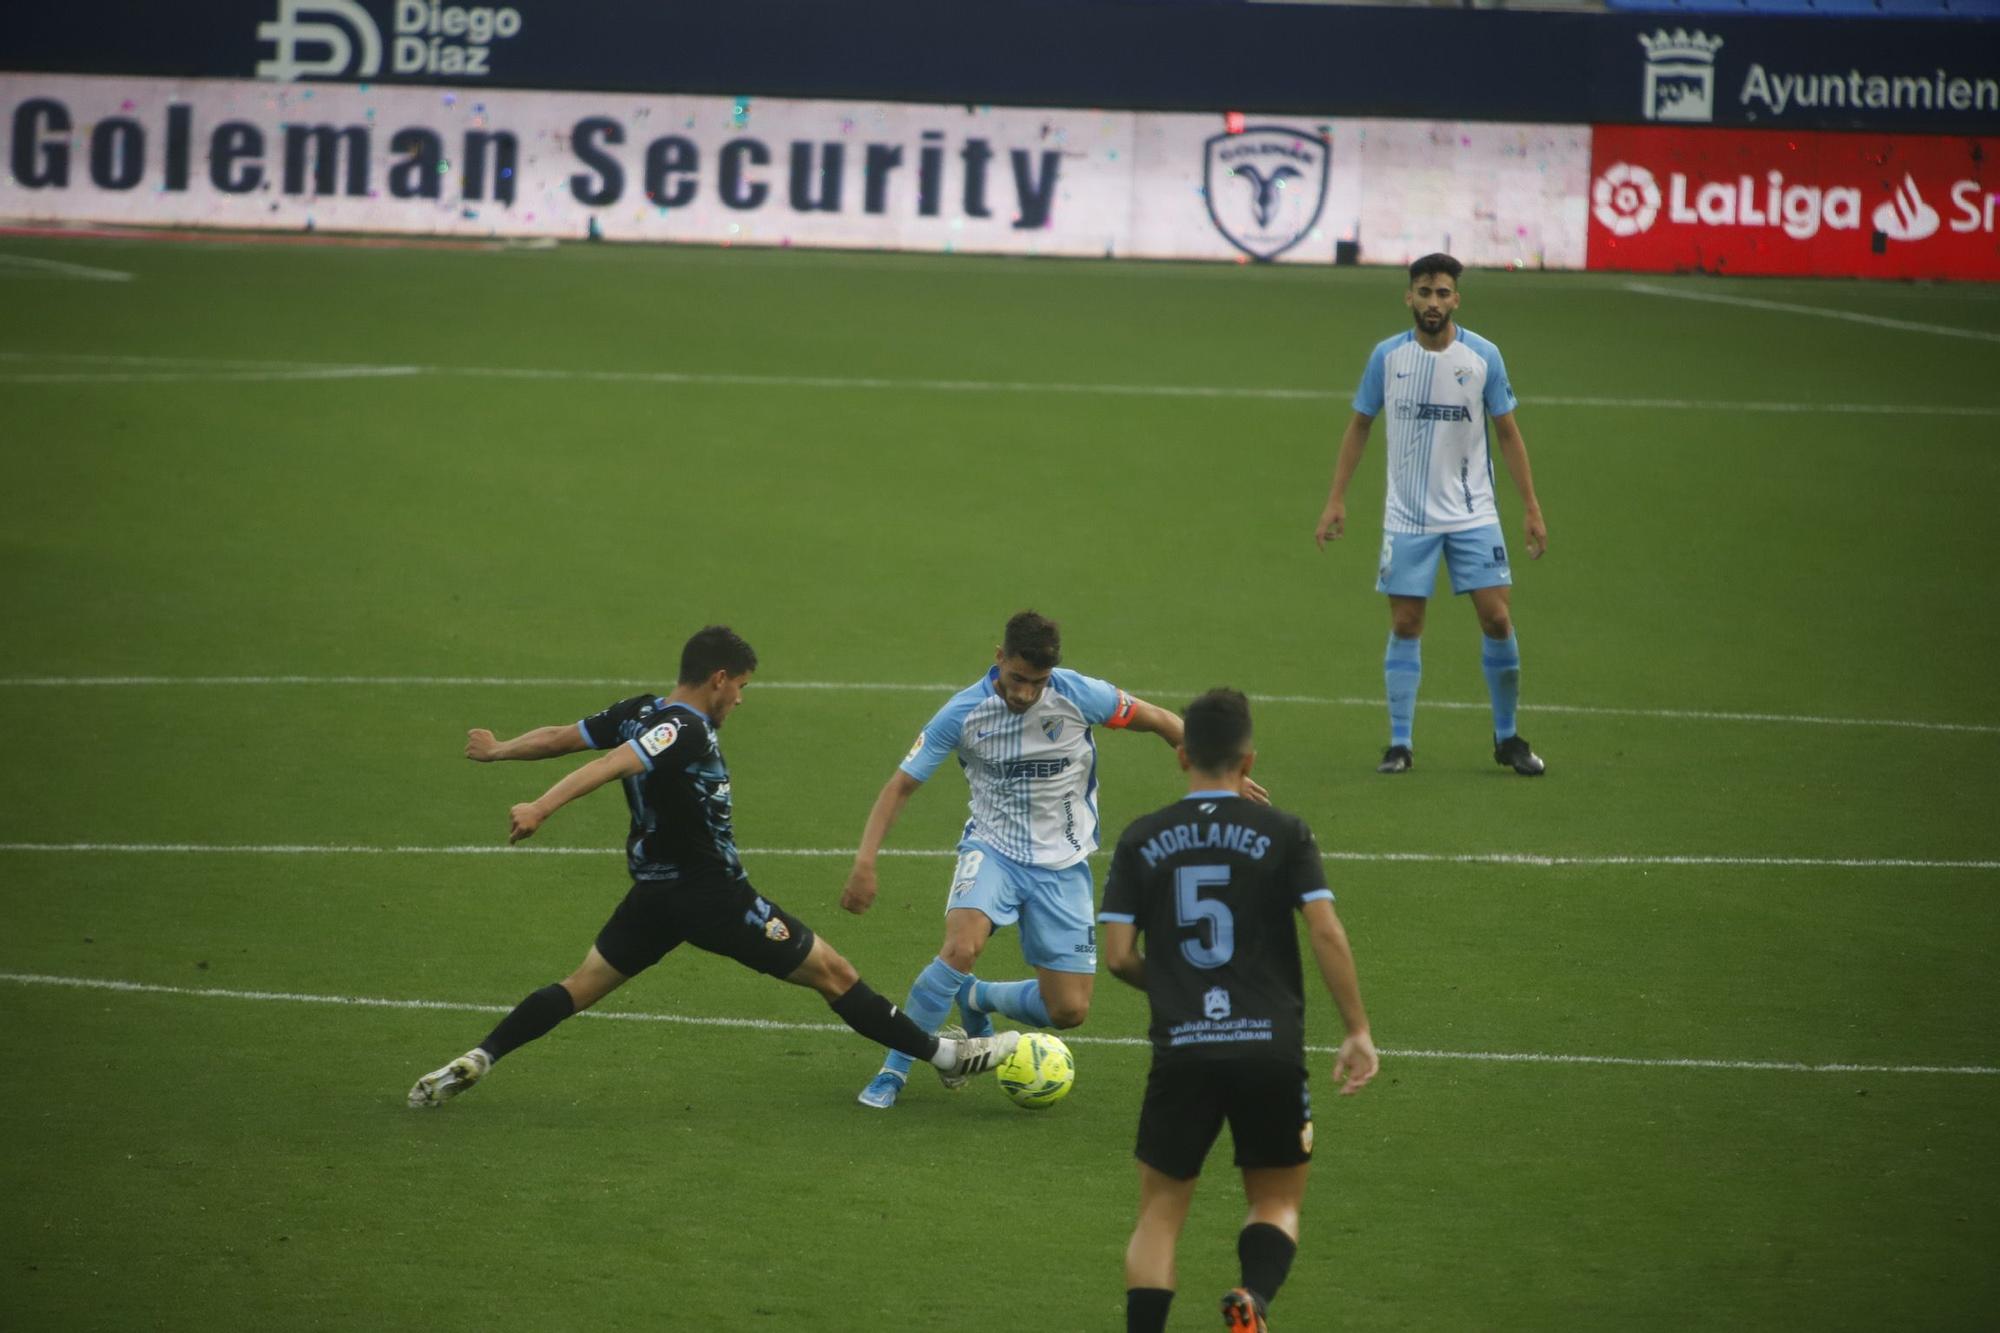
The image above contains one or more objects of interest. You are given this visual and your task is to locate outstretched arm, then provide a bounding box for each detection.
[467,724,592,763]
[508,745,644,844]
[1314,411,1375,550]
[1122,698,1184,749]
[840,769,925,914]
[1123,697,1270,805]
[1491,412,1547,560]
[1301,897,1377,1094]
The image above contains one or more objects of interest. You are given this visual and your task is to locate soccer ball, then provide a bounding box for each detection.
[996,1033,1075,1110]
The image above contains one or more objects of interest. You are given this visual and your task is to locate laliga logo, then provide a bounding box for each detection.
[1591,160,1975,246]
[256,0,382,81]
[1591,162,1661,236]
[1872,174,1941,242]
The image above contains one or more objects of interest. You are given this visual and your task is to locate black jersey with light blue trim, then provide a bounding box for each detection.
[1100,794,1331,1065]
[577,694,744,884]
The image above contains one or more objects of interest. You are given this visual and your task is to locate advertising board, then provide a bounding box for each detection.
[1587,124,2000,279]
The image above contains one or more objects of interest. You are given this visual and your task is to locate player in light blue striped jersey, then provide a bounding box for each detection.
[839,610,1267,1108]
[1314,253,1550,777]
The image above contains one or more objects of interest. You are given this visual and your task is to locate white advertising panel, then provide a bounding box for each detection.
[2,74,1592,268]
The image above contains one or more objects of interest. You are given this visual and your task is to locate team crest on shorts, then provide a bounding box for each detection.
[1301,1121,1315,1156]
[764,917,790,941]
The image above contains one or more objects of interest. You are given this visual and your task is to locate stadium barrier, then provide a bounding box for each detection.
[0,75,1594,269]
[7,74,1998,278]
[4,0,1997,279]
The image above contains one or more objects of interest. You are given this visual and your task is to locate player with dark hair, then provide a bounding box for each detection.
[1101,688,1377,1333]
[1314,252,1550,777]
[840,611,1264,1109]
[407,624,1017,1107]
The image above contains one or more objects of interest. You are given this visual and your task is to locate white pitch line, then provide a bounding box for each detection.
[0,673,1992,736]
[0,348,1994,416]
[0,254,134,282]
[1,842,1993,870]
[1625,282,2000,344]
[0,368,422,384]
[1,970,1991,1077]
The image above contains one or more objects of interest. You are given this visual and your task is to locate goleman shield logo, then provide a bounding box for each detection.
[1204,126,1330,262]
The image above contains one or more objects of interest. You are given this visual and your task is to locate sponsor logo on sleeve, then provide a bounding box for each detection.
[639,719,682,756]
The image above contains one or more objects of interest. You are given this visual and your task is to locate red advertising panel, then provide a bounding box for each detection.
[1586,126,2000,281]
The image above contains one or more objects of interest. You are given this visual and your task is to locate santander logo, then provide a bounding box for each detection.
[1871,174,1941,241]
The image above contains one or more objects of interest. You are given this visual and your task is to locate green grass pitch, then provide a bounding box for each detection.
[1,235,1997,1330]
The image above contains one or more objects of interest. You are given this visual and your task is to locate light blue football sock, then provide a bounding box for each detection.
[1385,633,1422,748]
[970,978,1053,1029]
[880,956,968,1080]
[1482,631,1522,741]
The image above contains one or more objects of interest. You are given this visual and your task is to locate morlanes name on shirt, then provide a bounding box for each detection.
[1137,821,1273,867]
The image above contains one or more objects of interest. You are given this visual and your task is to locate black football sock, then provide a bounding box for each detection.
[1126,1287,1173,1333]
[829,980,941,1062]
[477,983,575,1062]
[1238,1222,1297,1308]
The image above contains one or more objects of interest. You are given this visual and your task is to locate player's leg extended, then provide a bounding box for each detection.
[408,945,629,1108]
[1125,1163,1198,1333]
[789,936,1018,1088]
[857,896,999,1106]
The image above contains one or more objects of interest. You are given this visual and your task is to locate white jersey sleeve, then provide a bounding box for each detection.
[1048,668,1125,726]
[898,685,983,784]
[1353,339,1391,417]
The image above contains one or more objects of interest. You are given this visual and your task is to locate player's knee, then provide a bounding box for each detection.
[939,939,984,973]
[794,938,859,996]
[1045,998,1090,1029]
[817,948,860,996]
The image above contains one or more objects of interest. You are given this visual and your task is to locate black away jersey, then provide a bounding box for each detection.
[1100,793,1331,1065]
[578,694,744,884]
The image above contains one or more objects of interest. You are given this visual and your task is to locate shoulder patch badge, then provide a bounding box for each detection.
[639,719,682,757]
[904,730,926,763]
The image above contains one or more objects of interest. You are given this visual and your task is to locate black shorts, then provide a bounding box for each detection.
[1135,1058,1314,1181]
[593,875,816,981]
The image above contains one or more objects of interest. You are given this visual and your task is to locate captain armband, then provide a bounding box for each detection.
[1105,691,1139,729]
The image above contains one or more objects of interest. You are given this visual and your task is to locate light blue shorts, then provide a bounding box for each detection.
[946,838,1097,975]
[1376,522,1512,597]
